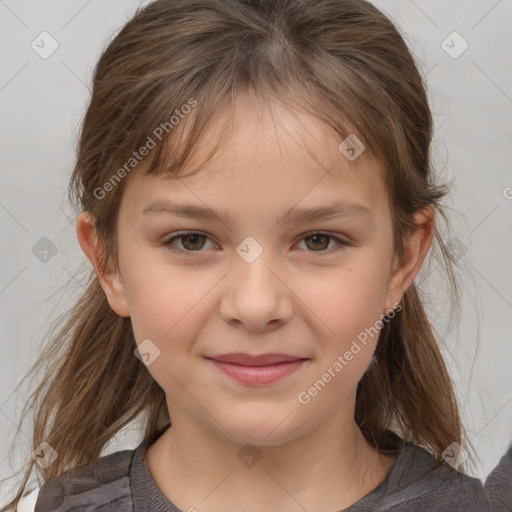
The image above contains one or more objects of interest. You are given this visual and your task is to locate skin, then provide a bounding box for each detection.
[77,91,434,512]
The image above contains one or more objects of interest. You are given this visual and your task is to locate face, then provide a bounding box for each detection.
[80,92,427,447]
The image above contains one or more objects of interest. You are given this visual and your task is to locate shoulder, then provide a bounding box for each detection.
[484,443,512,512]
[34,448,136,512]
[379,442,491,511]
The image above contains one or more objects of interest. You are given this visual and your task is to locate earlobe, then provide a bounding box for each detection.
[76,211,130,318]
[383,207,434,313]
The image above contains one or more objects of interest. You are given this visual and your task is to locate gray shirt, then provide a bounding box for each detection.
[485,443,512,511]
[34,429,496,511]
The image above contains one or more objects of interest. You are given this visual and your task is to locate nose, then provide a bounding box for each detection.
[219,246,293,332]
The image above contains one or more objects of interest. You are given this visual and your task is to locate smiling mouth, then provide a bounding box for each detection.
[205,354,309,386]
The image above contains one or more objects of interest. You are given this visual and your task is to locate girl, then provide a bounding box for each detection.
[1,0,501,510]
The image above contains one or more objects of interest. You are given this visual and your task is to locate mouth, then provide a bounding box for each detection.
[205,353,309,386]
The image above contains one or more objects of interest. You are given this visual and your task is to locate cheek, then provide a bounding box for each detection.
[126,265,211,342]
[303,263,390,345]
[123,262,217,396]
[293,266,388,411]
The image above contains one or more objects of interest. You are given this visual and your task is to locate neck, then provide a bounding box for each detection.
[145,403,395,512]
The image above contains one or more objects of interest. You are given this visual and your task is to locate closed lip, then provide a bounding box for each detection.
[206,353,308,366]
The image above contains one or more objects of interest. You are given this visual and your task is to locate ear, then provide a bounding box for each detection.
[383,207,434,314]
[76,211,130,318]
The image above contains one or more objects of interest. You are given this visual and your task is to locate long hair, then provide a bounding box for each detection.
[3,0,466,509]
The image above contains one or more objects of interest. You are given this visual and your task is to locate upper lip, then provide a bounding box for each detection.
[207,353,307,366]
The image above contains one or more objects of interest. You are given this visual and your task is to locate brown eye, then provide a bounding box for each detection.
[163,231,347,255]
[296,232,347,254]
[180,233,207,250]
[164,232,216,253]
[304,233,331,251]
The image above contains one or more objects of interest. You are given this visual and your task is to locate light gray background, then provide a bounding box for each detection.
[1,0,511,509]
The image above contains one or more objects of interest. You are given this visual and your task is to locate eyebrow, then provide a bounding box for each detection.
[141,199,373,228]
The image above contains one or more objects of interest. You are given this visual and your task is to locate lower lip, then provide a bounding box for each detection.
[208,359,306,385]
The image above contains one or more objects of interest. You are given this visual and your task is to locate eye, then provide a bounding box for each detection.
[296,232,348,253]
[162,230,348,255]
[163,231,218,253]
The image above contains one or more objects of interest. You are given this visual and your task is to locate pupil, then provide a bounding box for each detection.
[185,234,203,249]
[309,234,327,251]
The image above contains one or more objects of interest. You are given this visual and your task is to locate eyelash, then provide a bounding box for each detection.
[162,231,349,255]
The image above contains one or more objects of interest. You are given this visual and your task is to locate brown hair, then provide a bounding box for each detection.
[3,0,467,509]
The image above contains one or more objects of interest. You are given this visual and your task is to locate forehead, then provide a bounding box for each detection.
[120,92,390,223]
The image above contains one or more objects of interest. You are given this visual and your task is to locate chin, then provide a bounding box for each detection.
[216,407,304,448]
